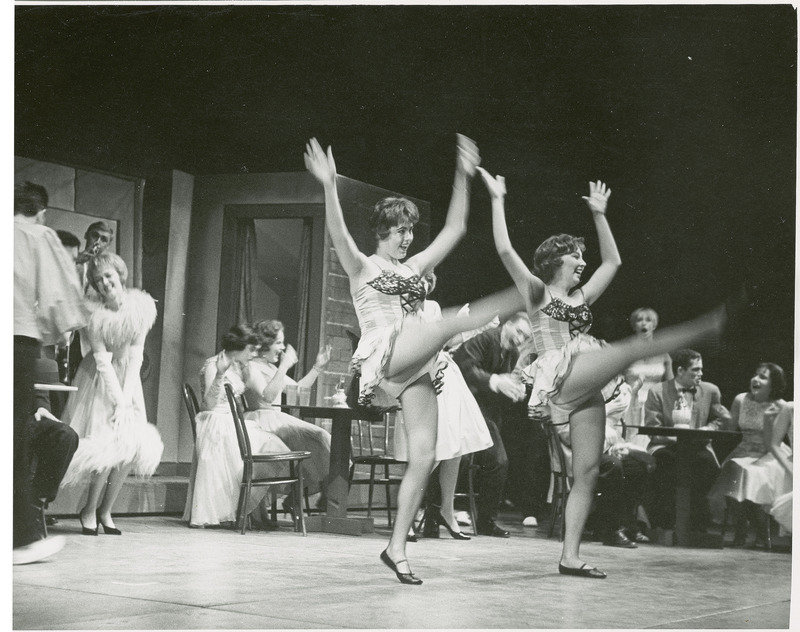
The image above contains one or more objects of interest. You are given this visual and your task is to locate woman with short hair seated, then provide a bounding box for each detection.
[708,362,789,547]
[183,325,292,528]
[244,319,332,512]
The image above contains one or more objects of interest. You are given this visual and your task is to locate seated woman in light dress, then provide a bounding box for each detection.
[708,362,788,547]
[623,308,673,446]
[244,319,332,511]
[183,325,293,528]
[768,402,793,535]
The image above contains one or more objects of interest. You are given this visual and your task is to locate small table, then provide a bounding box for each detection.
[631,425,741,547]
[278,404,388,536]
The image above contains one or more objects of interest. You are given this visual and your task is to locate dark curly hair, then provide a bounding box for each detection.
[14,181,48,217]
[369,197,419,245]
[220,325,260,352]
[532,233,586,284]
[756,362,786,400]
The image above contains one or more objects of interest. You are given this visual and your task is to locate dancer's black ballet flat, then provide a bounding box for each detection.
[434,508,470,540]
[380,549,423,585]
[97,514,122,535]
[558,562,607,579]
[79,516,98,536]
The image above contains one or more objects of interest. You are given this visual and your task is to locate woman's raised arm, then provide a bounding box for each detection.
[479,167,544,306]
[580,181,621,304]
[406,134,480,276]
[305,138,370,280]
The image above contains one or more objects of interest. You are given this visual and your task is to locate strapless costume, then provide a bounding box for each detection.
[350,269,443,408]
[521,290,622,425]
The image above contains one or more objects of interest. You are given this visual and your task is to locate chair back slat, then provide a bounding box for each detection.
[182,383,200,441]
[225,383,253,462]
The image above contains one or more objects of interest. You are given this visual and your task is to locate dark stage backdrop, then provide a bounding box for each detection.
[15,4,795,403]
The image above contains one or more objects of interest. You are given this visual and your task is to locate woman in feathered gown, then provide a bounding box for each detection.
[708,363,788,546]
[62,253,163,536]
[481,168,727,578]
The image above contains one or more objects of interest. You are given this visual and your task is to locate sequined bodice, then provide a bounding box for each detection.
[353,269,428,334]
[530,291,593,354]
[733,396,775,458]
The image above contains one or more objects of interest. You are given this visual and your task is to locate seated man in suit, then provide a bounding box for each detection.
[450,313,534,537]
[644,348,731,533]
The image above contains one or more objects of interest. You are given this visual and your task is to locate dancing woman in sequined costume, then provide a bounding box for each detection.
[305,136,524,585]
[480,169,727,578]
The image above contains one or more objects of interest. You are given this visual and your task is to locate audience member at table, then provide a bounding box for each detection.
[623,307,673,446]
[643,348,731,533]
[451,314,534,537]
[244,319,333,513]
[556,383,655,547]
[183,325,293,528]
[768,402,793,536]
[708,363,788,546]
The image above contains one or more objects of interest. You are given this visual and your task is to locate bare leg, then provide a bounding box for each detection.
[438,456,461,529]
[387,286,524,383]
[554,308,724,409]
[97,464,132,529]
[384,375,438,577]
[80,472,110,529]
[560,394,605,569]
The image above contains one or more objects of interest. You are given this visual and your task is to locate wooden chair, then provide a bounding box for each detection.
[538,418,570,541]
[452,453,480,536]
[182,383,200,442]
[224,384,311,535]
[348,410,405,527]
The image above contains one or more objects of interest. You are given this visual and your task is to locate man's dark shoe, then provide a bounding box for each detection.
[624,526,650,543]
[603,528,637,548]
[476,521,510,538]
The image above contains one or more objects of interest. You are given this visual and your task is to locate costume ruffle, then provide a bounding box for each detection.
[770,492,792,535]
[521,332,623,424]
[351,312,443,408]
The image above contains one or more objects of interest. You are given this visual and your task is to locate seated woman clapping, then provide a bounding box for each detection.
[182,325,294,528]
[244,320,333,511]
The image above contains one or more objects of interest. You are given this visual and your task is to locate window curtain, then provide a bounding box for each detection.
[294,219,312,375]
[235,219,257,327]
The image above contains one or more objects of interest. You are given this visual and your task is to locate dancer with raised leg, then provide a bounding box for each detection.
[480,169,726,578]
[304,136,524,585]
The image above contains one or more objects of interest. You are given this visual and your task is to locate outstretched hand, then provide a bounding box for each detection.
[581,180,612,214]
[304,138,337,186]
[477,167,506,200]
[455,133,480,177]
[313,343,333,371]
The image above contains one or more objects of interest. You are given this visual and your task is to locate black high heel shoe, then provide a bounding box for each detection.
[434,508,470,540]
[380,549,423,585]
[97,515,122,535]
[79,515,98,536]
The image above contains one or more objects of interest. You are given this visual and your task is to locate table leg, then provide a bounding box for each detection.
[674,439,692,546]
[304,411,373,535]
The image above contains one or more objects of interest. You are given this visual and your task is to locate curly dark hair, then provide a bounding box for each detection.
[220,325,260,352]
[756,362,786,399]
[14,181,48,217]
[532,233,586,283]
[369,197,419,245]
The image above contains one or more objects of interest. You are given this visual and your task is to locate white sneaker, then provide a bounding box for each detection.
[13,536,65,565]
[454,511,472,527]
[522,516,538,528]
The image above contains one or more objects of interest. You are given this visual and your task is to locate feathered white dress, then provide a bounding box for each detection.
[61,289,163,484]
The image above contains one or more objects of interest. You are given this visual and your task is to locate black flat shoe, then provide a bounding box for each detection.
[380,549,423,585]
[79,516,98,536]
[603,529,637,549]
[434,508,470,540]
[406,532,418,543]
[476,522,510,538]
[558,562,607,579]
